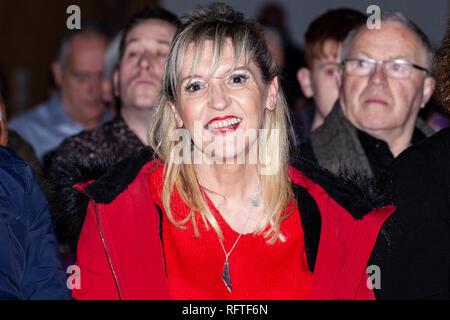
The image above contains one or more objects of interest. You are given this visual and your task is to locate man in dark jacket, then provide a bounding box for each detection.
[0,146,71,299]
[294,13,447,299]
[374,127,449,299]
[374,23,449,299]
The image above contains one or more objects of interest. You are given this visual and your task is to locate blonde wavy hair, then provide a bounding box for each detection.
[149,3,295,244]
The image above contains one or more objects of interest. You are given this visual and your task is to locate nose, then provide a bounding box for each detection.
[85,74,103,100]
[208,82,230,110]
[368,62,388,85]
[138,50,155,71]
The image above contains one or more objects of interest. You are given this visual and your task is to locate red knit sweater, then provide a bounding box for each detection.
[150,166,312,300]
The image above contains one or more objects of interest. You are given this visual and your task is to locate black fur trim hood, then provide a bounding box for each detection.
[290,154,393,219]
[48,147,393,252]
[48,148,154,251]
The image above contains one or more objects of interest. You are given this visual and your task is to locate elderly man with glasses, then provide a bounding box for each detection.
[298,12,435,178]
[293,12,446,300]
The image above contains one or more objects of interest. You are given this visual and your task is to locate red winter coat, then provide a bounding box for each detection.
[69,151,395,300]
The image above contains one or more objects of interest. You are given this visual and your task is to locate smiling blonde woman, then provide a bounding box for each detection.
[65,3,396,300]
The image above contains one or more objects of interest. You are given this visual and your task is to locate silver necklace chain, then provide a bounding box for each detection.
[219,184,262,293]
[218,187,261,256]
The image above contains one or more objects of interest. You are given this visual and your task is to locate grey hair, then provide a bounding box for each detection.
[341,11,434,69]
[56,19,111,69]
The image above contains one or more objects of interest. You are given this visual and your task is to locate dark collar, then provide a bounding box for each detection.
[290,155,393,220]
[357,127,428,154]
[356,127,429,177]
[84,147,154,204]
[55,147,392,221]
[50,147,393,254]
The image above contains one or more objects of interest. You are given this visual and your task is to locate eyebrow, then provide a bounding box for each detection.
[318,61,340,67]
[352,50,411,61]
[70,70,102,76]
[125,38,171,48]
[179,66,251,83]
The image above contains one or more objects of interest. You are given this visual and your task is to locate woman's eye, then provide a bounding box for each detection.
[229,74,248,85]
[185,82,203,92]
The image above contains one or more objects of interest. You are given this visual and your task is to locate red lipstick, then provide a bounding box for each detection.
[205,115,242,135]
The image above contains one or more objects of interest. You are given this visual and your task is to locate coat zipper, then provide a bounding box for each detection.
[75,188,123,300]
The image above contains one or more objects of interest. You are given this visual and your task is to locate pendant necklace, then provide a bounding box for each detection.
[219,184,261,293]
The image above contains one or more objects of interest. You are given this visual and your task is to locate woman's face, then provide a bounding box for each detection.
[171,39,278,164]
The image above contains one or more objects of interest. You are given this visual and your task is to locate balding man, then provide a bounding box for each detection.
[9,20,111,162]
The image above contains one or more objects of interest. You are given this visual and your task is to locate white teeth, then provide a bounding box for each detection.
[207,118,241,130]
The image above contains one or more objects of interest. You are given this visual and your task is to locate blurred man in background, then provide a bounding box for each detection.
[46,7,179,254]
[9,20,111,162]
[294,8,365,145]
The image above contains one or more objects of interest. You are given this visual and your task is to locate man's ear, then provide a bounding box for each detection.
[421,76,435,109]
[51,61,63,88]
[113,70,120,97]
[297,67,314,98]
[266,76,279,111]
[170,103,184,128]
